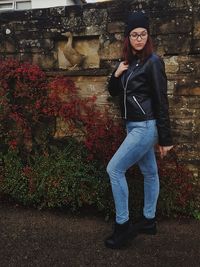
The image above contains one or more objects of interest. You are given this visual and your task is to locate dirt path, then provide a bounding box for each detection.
[1,203,200,267]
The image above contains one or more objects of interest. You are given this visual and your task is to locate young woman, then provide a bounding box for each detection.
[105,11,173,249]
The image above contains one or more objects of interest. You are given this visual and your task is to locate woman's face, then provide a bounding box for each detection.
[129,27,148,52]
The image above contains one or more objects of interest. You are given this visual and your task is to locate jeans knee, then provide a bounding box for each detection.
[106,161,113,176]
[143,171,159,181]
[106,160,121,179]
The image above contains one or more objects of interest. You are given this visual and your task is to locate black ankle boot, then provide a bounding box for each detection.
[133,215,157,235]
[104,220,137,249]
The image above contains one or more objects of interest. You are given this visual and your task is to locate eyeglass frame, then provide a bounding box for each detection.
[129,30,148,40]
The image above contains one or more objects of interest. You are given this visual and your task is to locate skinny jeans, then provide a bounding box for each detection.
[106,120,159,224]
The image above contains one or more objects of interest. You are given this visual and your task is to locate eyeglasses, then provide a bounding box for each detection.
[129,31,148,40]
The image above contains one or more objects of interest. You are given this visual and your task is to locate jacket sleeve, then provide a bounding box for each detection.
[149,57,173,146]
[107,69,123,97]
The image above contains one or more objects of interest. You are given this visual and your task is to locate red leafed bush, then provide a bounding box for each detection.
[156,151,199,217]
[0,59,124,164]
[45,76,125,164]
[0,59,49,152]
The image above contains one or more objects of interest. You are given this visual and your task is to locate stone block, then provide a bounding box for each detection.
[83,8,107,30]
[70,76,107,98]
[0,41,5,53]
[157,34,192,55]
[194,14,200,39]
[192,39,200,54]
[17,38,54,54]
[175,143,200,177]
[100,59,120,70]
[49,7,66,17]
[175,85,200,96]
[31,8,49,19]
[171,118,196,131]
[153,16,192,35]
[177,55,200,75]
[169,107,197,119]
[169,95,187,105]
[107,22,124,33]
[54,117,83,139]
[188,96,200,109]
[19,53,33,62]
[172,128,196,143]
[167,0,193,8]
[99,39,123,60]
[164,56,179,74]
[167,80,175,95]
[32,53,57,69]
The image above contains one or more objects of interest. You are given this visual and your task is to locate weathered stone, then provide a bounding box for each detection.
[178,57,197,74]
[172,129,196,143]
[4,40,17,53]
[70,76,108,99]
[164,56,179,74]
[167,80,176,95]
[31,8,49,18]
[17,39,54,54]
[158,34,192,55]
[107,22,125,33]
[188,96,200,108]
[194,14,200,39]
[61,15,84,33]
[169,107,197,119]
[54,118,75,138]
[175,83,200,96]
[155,17,192,35]
[167,0,193,8]
[19,53,33,62]
[12,21,39,31]
[107,3,130,23]
[46,69,109,77]
[168,95,200,109]
[0,41,5,53]
[174,143,200,176]
[32,53,57,69]
[171,118,196,130]
[99,39,123,60]
[100,59,120,70]
[49,6,65,17]
[192,40,200,54]
[83,8,107,30]
[183,87,200,96]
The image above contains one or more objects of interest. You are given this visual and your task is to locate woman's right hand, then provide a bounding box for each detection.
[114,61,129,77]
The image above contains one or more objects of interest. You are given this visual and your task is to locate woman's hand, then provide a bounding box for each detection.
[158,145,174,159]
[114,61,129,77]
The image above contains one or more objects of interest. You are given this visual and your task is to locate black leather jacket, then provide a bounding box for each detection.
[108,53,173,146]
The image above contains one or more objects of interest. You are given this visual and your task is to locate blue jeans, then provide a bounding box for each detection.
[106,120,159,224]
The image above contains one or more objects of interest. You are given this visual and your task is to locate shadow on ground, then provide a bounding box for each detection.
[1,202,200,267]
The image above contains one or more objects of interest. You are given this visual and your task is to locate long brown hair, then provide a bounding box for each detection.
[123,35,153,64]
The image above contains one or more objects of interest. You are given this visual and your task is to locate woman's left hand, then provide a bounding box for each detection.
[158,145,174,159]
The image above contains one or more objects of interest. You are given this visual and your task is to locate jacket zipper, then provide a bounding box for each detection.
[122,62,139,119]
[123,71,133,119]
[132,96,146,115]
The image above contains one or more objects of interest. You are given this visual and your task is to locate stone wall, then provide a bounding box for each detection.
[0,0,200,175]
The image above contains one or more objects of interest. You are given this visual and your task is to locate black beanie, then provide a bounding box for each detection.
[124,11,150,37]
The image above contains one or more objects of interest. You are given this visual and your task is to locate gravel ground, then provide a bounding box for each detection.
[1,203,200,267]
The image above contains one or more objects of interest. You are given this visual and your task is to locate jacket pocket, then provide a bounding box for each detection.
[132,96,146,115]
